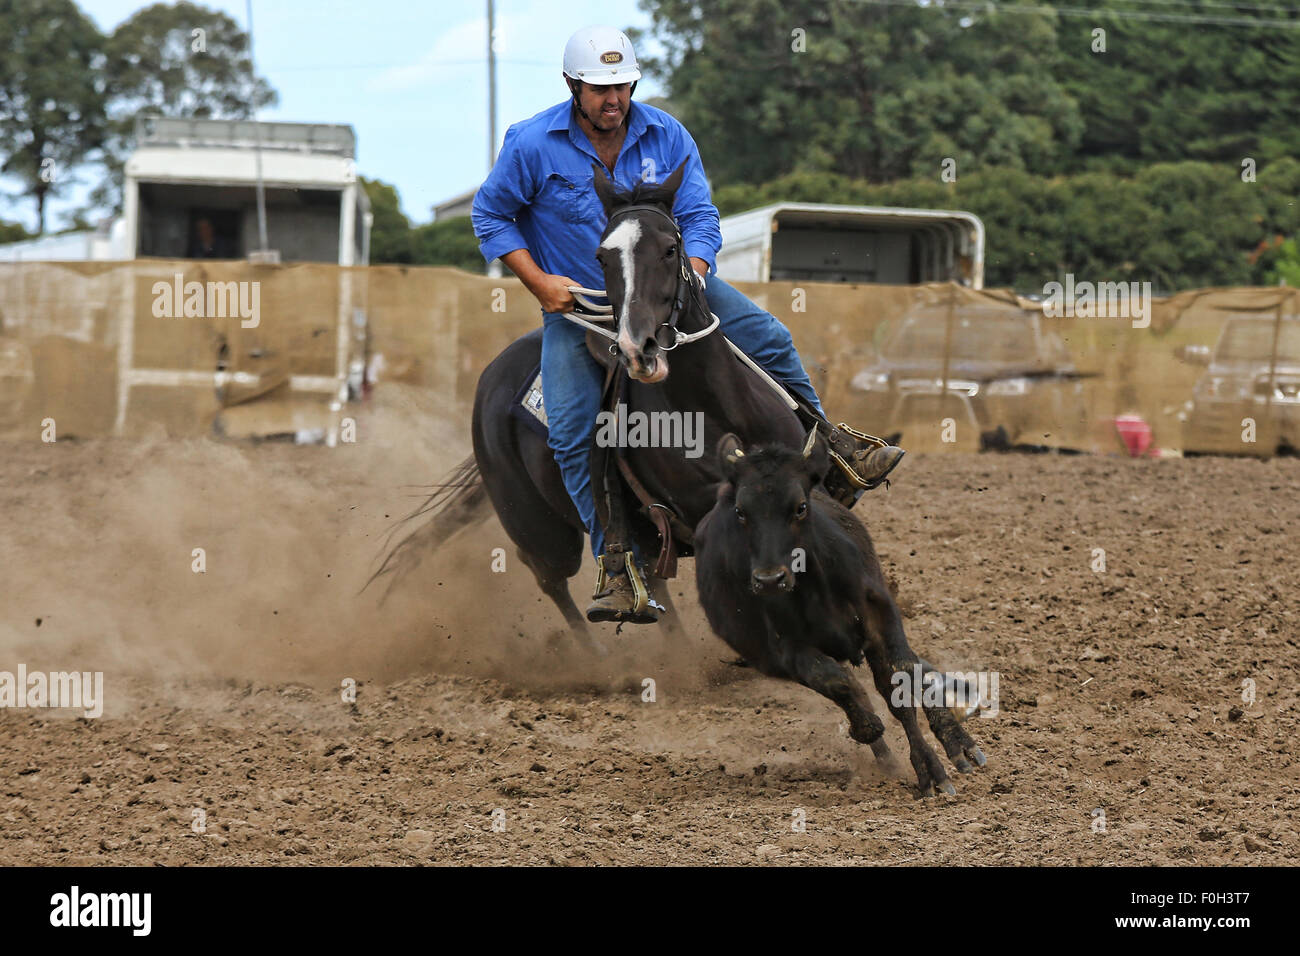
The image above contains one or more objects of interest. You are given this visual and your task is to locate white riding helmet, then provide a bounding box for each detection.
[562,25,642,85]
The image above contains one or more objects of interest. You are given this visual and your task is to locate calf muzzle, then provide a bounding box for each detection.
[750,566,794,594]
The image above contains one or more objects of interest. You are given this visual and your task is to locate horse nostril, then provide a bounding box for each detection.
[641,336,658,356]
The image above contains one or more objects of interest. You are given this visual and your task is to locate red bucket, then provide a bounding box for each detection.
[1113,415,1154,457]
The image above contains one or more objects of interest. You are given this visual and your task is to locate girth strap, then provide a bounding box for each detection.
[615,455,680,579]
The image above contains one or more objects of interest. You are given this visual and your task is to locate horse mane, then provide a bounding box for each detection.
[607,176,676,213]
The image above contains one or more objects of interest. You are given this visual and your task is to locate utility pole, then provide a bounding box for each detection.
[246,0,271,258]
[486,0,502,278]
[487,0,498,170]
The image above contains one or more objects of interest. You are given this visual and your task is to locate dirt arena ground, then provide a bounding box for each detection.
[1,389,1297,866]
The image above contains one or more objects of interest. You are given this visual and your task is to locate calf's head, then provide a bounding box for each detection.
[715,429,831,595]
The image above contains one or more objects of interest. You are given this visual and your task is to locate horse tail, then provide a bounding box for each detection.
[363,455,490,602]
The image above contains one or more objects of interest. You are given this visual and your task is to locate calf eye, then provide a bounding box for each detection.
[795,501,808,520]
[734,506,747,525]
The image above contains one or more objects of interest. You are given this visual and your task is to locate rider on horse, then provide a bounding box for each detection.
[471,25,905,625]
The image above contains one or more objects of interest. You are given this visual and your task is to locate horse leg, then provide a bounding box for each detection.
[513,545,607,658]
[650,577,691,644]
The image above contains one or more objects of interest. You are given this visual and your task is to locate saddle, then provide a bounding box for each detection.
[507,330,695,580]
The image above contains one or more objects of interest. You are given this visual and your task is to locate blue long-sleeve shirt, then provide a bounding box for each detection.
[472,99,722,293]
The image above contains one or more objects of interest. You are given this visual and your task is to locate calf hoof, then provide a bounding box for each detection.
[915,780,957,799]
[849,714,886,745]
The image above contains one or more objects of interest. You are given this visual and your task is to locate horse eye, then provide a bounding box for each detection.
[734,506,746,525]
[796,501,808,520]
[665,244,677,259]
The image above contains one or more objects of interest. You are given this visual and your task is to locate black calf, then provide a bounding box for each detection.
[693,430,987,797]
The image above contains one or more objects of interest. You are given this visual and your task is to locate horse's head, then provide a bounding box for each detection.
[591,160,691,383]
[715,429,831,595]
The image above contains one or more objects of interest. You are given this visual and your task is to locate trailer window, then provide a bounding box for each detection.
[187,210,241,259]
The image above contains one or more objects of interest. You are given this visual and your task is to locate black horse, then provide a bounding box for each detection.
[371,162,807,647]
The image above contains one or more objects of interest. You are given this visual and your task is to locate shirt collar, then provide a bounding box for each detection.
[546,99,662,138]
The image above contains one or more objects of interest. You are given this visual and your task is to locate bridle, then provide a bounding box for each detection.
[565,202,719,354]
[561,201,797,410]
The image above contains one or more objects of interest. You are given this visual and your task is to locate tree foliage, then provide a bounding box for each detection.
[361,177,414,264]
[411,217,483,274]
[0,0,107,233]
[93,1,277,212]
[714,158,1300,292]
[637,0,1300,185]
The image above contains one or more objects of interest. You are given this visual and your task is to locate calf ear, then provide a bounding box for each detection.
[803,429,831,484]
[717,432,746,479]
[592,163,618,215]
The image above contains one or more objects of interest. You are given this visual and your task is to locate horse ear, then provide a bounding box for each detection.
[592,163,618,215]
[717,432,746,478]
[660,159,688,203]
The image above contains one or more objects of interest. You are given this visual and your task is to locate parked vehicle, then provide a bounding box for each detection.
[717,203,985,288]
[847,303,1088,451]
[1178,314,1300,456]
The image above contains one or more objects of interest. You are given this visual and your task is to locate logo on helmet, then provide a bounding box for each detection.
[600,51,623,64]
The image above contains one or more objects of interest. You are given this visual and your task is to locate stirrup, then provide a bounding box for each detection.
[589,552,662,624]
[827,422,887,491]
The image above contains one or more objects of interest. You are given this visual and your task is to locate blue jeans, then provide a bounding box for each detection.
[541,274,825,559]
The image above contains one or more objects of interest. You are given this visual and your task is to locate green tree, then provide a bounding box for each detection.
[0,218,30,243]
[635,0,1080,186]
[411,217,483,273]
[1266,237,1300,287]
[0,0,107,233]
[361,177,414,264]
[1051,0,1300,169]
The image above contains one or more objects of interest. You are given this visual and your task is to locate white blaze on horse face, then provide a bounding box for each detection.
[603,217,643,359]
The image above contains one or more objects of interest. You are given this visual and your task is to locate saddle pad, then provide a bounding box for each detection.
[509,363,550,439]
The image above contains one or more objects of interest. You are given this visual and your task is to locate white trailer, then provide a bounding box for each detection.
[115,117,373,438]
[716,202,985,289]
[123,116,370,267]
[0,117,376,438]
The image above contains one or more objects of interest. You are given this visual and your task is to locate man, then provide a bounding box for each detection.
[472,25,904,624]
[187,216,233,259]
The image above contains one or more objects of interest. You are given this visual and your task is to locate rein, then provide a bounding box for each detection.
[562,202,720,352]
[560,202,797,411]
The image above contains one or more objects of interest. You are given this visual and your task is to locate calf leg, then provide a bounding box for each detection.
[770,638,886,750]
[859,636,954,797]
[843,663,903,771]
[860,583,986,784]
